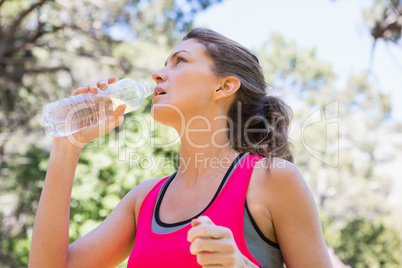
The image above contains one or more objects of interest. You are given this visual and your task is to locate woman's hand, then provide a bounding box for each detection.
[61,77,126,148]
[187,216,258,268]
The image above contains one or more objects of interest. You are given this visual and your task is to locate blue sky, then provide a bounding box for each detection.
[194,0,402,122]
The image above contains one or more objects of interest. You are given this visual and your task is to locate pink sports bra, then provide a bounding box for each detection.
[127,154,279,267]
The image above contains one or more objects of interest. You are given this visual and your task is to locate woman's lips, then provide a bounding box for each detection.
[152,87,167,104]
[153,87,166,96]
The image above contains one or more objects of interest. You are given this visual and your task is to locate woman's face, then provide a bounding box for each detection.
[151,39,222,127]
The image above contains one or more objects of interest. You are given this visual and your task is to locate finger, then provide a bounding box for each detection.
[190,237,235,255]
[191,216,214,227]
[113,104,126,117]
[113,105,126,127]
[71,86,89,96]
[108,76,117,84]
[196,252,236,267]
[88,83,98,94]
[188,223,232,243]
[97,78,108,90]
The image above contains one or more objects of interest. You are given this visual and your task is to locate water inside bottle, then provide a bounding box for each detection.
[42,79,152,137]
[43,95,111,137]
[43,93,141,137]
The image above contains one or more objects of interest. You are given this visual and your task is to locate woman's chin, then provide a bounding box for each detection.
[151,105,184,128]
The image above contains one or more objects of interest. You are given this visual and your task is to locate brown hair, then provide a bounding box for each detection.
[183,28,294,162]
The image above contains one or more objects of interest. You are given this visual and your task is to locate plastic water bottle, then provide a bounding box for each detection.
[41,78,154,137]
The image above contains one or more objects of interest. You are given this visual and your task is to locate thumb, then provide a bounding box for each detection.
[114,104,127,117]
[114,104,126,127]
[191,218,201,228]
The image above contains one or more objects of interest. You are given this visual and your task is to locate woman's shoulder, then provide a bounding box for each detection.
[116,176,167,227]
[132,177,167,197]
[252,157,304,184]
[250,157,313,207]
[130,177,166,214]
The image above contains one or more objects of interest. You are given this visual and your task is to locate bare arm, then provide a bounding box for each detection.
[29,133,162,267]
[29,138,82,267]
[29,78,130,267]
[67,177,162,268]
[265,159,333,267]
[29,136,161,267]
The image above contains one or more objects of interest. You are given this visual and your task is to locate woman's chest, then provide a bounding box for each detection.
[158,180,221,224]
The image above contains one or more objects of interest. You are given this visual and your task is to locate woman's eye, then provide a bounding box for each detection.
[176,57,186,64]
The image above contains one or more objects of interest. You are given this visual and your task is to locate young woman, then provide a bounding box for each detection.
[29,28,333,268]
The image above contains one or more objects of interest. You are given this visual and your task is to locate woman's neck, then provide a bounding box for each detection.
[173,114,239,187]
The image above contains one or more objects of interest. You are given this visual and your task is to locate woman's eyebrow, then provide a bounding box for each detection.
[164,50,190,66]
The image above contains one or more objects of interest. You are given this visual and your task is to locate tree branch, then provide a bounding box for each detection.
[387,0,401,15]
[8,0,49,37]
[0,0,50,55]
[26,22,46,43]
[68,24,121,44]
[0,0,6,8]
[369,39,377,71]
[5,23,66,56]
[0,57,35,65]
[0,66,70,78]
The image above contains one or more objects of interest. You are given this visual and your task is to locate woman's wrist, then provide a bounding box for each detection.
[51,137,83,160]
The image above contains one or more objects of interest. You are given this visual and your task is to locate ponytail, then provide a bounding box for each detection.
[260,95,293,162]
[229,94,294,163]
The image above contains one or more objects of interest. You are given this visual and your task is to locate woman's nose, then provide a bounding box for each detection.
[152,68,167,83]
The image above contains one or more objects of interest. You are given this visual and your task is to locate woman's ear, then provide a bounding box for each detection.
[214,76,241,100]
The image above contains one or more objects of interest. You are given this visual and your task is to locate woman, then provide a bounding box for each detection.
[29,28,333,267]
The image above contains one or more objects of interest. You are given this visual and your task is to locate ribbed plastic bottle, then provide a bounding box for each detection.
[41,78,154,137]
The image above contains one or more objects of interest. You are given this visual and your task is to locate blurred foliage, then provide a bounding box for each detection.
[0,0,401,267]
[362,0,402,66]
[335,217,401,267]
[0,145,48,267]
[258,32,401,266]
[363,0,401,43]
[0,0,222,162]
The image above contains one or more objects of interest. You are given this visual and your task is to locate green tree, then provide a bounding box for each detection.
[0,0,222,163]
[0,145,49,267]
[335,217,401,268]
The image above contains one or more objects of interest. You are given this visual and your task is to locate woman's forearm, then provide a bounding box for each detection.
[29,138,82,268]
